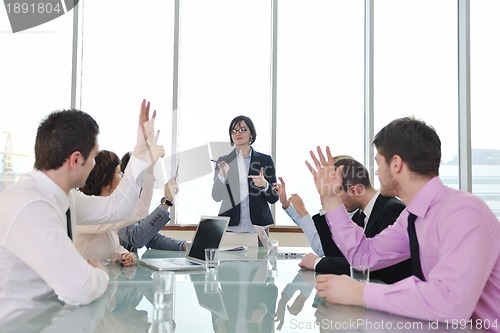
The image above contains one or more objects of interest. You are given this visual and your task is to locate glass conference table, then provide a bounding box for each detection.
[1,248,487,333]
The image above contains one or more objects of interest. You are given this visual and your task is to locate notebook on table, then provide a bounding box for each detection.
[139,216,230,271]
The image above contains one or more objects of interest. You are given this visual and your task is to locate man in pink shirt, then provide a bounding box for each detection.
[307,117,500,332]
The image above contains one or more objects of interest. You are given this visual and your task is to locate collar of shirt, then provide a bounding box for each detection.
[31,170,70,214]
[406,176,443,219]
[236,147,252,160]
[362,190,380,224]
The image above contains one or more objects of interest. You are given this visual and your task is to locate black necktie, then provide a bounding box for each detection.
[66,208,73,241]
[407,213,425,281]
[353,210,366,228]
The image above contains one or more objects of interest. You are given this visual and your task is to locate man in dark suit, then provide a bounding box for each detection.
[299,158,412,284]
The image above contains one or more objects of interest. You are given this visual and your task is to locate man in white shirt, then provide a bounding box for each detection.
[0,99,164,322]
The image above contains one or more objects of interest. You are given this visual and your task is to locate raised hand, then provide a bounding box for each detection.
[134,99,166,165]
[164,176,179,202]
[275,177,289,208]
[305,146,344,212]
[289,193,308,217]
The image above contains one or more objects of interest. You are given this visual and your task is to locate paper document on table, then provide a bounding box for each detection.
[219,246,248,252]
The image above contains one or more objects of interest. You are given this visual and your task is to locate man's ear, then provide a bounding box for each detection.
[391,155,404,174]
[352,184,364,196]
[67,151,83,168]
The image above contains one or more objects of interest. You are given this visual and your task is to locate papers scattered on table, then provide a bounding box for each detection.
[219,246,248,252]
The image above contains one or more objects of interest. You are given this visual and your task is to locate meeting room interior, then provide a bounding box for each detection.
[1,1,499,332]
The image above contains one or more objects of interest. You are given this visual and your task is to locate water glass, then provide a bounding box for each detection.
[204,269,219,293]
[350,265,370,282]
[204,248,219,272]
[267,239,279,259]
[152,271,175,309]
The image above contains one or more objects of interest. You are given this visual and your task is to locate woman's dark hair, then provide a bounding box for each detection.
[372,117,441,177]
[120,151,132,173]
[228,115,257,146]
[34,109,99,170]
[80,150,120,196]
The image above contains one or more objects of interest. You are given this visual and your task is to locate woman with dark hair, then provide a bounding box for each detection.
[211,116,278,233]
[75,150,138,266]
[75,150,184,267]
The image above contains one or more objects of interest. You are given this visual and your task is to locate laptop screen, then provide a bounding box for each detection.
[188,216,229,261]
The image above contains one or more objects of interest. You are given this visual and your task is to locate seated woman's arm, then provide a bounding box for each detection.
[146,233,185,251]
[118,205,171,250]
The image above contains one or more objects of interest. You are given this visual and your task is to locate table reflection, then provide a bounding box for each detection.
[275,269,315,330]
[190,259,278,333]
[0,249,488,333]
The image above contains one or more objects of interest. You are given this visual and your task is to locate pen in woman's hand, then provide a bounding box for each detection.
[211,159,221,163]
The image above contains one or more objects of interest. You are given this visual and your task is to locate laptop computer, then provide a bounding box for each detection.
[139,216,230,271]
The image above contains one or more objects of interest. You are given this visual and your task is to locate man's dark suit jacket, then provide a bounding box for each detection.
[314,194,412,284]
[211,148,278,227]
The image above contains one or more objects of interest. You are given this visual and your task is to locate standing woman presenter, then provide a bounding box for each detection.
[212,116,278,233]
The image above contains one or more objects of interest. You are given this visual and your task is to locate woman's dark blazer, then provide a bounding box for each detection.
[212,148,278,227]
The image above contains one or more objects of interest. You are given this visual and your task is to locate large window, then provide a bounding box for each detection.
[3,1,499,223]
[374,0,458,189]
[176,0,271,224]
[77,0,175,214]
[78,0,174,159]
[0,7,73,190]
[275,0,364,225]
[470,0,500,217]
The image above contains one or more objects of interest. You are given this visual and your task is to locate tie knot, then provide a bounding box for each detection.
[353,210,366,227]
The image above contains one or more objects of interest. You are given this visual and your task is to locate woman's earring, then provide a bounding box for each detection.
[249,136,253,144]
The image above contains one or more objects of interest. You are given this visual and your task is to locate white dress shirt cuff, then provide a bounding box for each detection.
[314,257,322,270]
[218,173,228,183]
